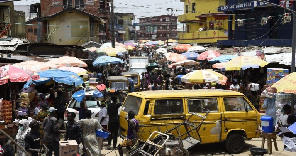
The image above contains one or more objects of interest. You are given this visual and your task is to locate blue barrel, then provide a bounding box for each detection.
[261,116,274,133]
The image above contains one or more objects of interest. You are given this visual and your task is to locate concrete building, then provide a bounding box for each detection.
[114,13,135,42]
[25,0,110,45]
[137,15,178,41]
[178,0,231,44]
[217,0,295,47]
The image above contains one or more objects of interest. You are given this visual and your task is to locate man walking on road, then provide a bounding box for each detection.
[43,107,59,156]
[107,96,122,150]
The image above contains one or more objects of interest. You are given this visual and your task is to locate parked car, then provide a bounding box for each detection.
[119,89,261,154]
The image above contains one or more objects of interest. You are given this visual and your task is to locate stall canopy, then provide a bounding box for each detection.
[0,65,39,85]
[271,72,296,94]
[208,54,238,63]
[165,52,187,63]
[197,50,221,60]
[181,69,227,85]
[24,69,83,88]
[93,56,124,67]
[224,56,268,71]
[181,52,199,60]
[47,56,87,68]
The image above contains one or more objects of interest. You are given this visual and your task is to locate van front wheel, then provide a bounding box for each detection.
[225,134,245,154]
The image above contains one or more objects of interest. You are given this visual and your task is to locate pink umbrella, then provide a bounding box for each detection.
[212,62,227,69]
[165,52,187,62]
[47,56,88,67]
[0,65,39,85]
[197,50,221,60]
[13,61,50,72]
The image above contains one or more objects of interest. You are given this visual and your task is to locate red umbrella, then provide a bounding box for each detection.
[174,44,192,53]
[0,65,39,85]
[197,50,221,60]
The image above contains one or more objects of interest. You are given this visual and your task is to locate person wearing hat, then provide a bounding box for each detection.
[43,107,59,156]
[25,119,41,156]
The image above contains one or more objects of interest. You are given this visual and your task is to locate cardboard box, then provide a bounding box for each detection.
[59,140,78,156]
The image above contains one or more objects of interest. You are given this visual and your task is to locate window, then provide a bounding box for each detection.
[75,0,84,8]
[154,99,183,114]
[192,3,196,13]
[224,97,253,111]
[123,96,142,115]
[34,29,37,35]
[28,28,33,32]
[188,98,218,113]
[118,19,124,25]
[143,101,150,115]
[186,5,188,13]
[63,0,72,8]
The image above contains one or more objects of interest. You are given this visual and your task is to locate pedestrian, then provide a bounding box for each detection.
[229,79,240,91]
[79,110,102,156]
[277,104,292,127]
[16,119,31,156]
[117,111,139,156]
[43,107,59,156]
[107,96,122,150]
[54,91,67,122]
[79,100,87,120]
[25,119,41,156]
[65,112,82,145]
[261,87,277,126]
[98,103,109,149]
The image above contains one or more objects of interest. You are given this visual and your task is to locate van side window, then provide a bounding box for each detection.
[143,101,150,115]
[154,99,183,114]
[188,98,218,113]
[224,97,253,111]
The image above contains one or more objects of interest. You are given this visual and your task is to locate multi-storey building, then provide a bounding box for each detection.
[217,0,295,47]
[178,0,231,44]
[25,0,110,45]
[114,13,135,42]
[137,15,177,41]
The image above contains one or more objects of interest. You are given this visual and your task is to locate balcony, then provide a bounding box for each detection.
[178,13,200,23]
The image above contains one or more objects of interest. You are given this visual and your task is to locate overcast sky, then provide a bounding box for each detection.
[13,0,184,20]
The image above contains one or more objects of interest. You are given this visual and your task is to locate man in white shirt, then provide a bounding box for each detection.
[230,80,240,92]
[98,103,109,149]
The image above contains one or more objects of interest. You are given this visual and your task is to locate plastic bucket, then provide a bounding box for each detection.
[96,129,110,139]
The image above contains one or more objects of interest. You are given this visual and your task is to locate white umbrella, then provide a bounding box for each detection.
[156,48,167,54]
[187,46,206,52]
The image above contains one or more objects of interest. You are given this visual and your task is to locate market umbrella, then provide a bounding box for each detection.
[212,62,227,69]
[125,45,135,50]
[124,43,135,47]
[47,56,87,67]
[187,46,206,52]
[0,65,40,85]
[99,42,124,49]
[181,69,227,85]
[271,72,296,94]
[156,48,167,54]
[197,50,221,60]
[224,56,268,71]
[13,60,50,72]
[174,44,192,53]
[96,84,106,91]
[208,54,238,63]
[99,47,127,56]
[58,67,88,75]
[24,69,83,87]
[165,52,187,62]
[72,90,85,102]
[168,60,199,68]
[93,56,124,67]
[181,52,199,60]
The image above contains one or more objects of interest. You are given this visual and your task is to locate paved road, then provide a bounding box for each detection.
[100,137,295,156]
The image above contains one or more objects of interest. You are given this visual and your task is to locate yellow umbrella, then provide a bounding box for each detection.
[125,45,135,50]
[181,69,227,85]
[225,56,268,70]
[101,47,127,56]
[272,72,296,94]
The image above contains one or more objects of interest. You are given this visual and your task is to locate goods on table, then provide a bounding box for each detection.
[266,68,289,86]
[0,100,12,124]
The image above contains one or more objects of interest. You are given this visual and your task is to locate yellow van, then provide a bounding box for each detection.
[119,89,261,154]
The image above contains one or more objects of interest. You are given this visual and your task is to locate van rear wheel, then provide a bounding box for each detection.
[225,134,245,154]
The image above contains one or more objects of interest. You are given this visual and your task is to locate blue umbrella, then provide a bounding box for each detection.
[93,56,124,67]
[181,52,199,60]
[93,90,104,98]
[72,90,85,102]
[24,69,83,87]
[288,122,296,134]
[208,54,238,63]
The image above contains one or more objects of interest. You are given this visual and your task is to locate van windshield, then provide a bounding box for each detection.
[111,82,128,90]
[123,95,142,115]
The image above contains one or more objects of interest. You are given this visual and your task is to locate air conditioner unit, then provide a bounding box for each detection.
[261,17,268,26]
[283,13,291,23]
[237,19,243,26]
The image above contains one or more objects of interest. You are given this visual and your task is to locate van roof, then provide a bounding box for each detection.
[128,89,244,98]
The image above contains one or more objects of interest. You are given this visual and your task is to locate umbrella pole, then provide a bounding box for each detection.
[291,93,296,115]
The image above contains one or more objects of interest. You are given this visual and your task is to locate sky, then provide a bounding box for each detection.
[13,0,184,20]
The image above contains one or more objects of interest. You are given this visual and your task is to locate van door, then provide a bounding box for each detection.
[186,97,222,144]
[221,96,258,140]
[149,98,186,138]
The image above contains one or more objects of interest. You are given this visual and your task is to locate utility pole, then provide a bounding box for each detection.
[111,0,115,48]
[291,13,295,72]
[167,8,174,48]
